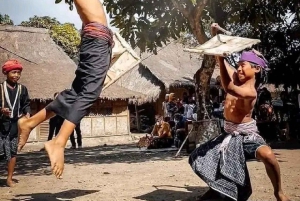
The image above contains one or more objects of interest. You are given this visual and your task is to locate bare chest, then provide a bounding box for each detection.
[224,94,252,112]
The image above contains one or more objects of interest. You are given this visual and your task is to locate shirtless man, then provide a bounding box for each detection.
[189,23,290,201]
[17,0,114,178]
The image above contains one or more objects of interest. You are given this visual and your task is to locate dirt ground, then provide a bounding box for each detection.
[0,140,300,201]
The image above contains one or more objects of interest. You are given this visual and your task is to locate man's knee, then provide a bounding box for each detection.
[256,146,276,163]
[8,156,17,164]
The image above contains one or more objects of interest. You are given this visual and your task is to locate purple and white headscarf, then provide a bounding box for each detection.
[239,50,269,70]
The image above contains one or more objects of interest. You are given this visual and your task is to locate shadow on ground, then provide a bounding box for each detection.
[7,189,98,201]
[1,140,298,177]
[6,186,210,201]
[134,185,211,201]
[0,143,189,177]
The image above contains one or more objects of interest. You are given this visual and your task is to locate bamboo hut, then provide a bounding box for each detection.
[81,83,144,138]
[0,25,142,142]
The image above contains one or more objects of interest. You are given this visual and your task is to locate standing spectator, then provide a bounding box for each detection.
[186,99,197,120]
[182,92,189,104]
[70,123,82,149]
[48,92,64,141]
[167,93,177,120]
[0,59,31,187]
[162,94,169,118]
[176,99,184,114]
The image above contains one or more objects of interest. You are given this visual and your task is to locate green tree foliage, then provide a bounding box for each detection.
[20,16,60,29]
[178,0,300,89]
[20,16,80,59]
[55,0,74,10]
[105,0,214,53]
[0,14,14,25]
[263,17,300,89]
[50,23,81,59]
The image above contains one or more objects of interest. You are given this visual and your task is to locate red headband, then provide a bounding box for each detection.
[2,59,23,74]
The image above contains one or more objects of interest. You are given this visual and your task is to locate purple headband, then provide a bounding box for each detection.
[239,51,268,69]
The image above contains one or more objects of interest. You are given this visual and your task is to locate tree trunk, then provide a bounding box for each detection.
[187,10,217,120]
[170,1,216,121]
[194,55,216,120]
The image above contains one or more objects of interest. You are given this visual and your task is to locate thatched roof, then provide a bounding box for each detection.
[102,41,209,104]
[100,82,146,101]
[136,41,203,89]
[115,65,163,104]
[0,25,76,100]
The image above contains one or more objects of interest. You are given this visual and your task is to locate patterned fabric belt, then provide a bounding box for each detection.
[220,120,260,152]
[81,22,115,47]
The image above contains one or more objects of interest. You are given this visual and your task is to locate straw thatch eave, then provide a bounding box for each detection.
[115,64,164,104]
[100,82,145,101]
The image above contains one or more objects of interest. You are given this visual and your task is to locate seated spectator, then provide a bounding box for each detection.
[151,117,172,139]
[137,116,173,149]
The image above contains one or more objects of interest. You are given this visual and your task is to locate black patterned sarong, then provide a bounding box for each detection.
[46,22,113,125]
[0,120,18,162]
[189,120,267,201]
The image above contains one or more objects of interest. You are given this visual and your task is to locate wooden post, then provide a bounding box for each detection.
[90,117,93,136]
[135,101,140,132]
[37,101,41,141]
[127,103,131,134]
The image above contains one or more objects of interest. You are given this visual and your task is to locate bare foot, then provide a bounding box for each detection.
[275,193,290,201]
[18,117,33,152]
[6,179,16,187]
[45,139,65,179]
